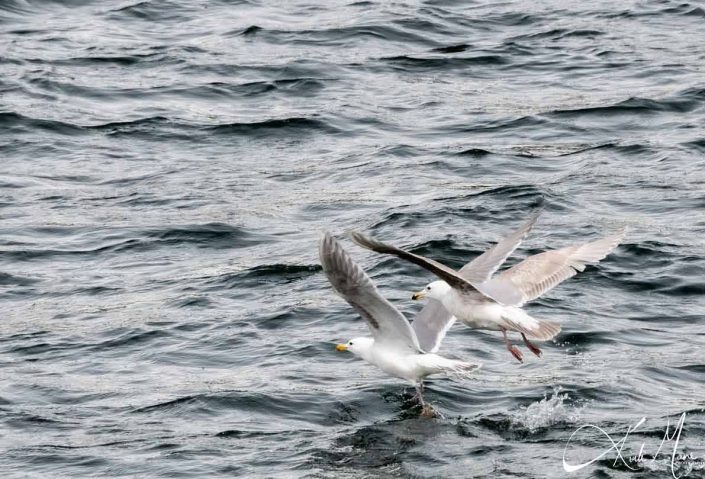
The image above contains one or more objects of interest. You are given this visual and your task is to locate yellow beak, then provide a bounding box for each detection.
[336,343,348,352]
[411,290,426,301]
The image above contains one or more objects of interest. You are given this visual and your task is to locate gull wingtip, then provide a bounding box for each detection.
[319,231,333,246]
[349,230,368,246]
[319,231,339,259]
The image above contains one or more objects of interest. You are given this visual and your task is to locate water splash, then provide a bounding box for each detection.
[511,387,584,433]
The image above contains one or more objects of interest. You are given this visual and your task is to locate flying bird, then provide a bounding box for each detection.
[350,212,624,362]
[319,232,480,416]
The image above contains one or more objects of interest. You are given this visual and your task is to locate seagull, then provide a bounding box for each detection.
[319,232,480,416]
[350,212,624,362]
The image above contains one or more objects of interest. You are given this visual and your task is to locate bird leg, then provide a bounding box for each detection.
[502,327,524,362]
[414,382,439,418]
[413,382,425,405]
[521,333,543,357]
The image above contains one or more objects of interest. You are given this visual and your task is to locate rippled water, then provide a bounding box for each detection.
[2,0,705,477]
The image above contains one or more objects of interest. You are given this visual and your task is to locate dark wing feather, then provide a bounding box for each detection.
[319,232,421,351]
[349,231,475,292]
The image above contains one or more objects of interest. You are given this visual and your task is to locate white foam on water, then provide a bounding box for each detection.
[511,387,584,433]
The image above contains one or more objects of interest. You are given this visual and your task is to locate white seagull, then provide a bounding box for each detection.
[319,232,479,415]
[351,212,624,362]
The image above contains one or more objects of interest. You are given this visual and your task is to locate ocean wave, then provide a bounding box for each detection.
[205,117,340,136]
[548,89,705,117]
[0,224,271,262]
[204,264,321,290]
[380,54,508,71]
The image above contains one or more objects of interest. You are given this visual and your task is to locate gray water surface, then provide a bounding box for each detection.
[1,1,705,477]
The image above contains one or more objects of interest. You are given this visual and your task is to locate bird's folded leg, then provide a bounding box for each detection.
[502,327,523,362]
[521,333,542,357]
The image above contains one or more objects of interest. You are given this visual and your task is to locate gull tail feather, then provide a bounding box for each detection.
[501,307,561,341]
[420,355,481,379]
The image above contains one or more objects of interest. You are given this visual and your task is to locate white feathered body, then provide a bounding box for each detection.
[347,214,623,352]
[424,229,625,342]
[437,286,560,340]
[352,338,478,384]
[319,233,481,390]
[441,289,504,330]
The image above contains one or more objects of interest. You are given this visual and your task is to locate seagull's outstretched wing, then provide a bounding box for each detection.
[411,299,456,353]
[484,230,625,307]
[350,230,524,306]
[459,209,541,283]
[350,231,477,291]
[411,211,541,351]
[319,232,421,352]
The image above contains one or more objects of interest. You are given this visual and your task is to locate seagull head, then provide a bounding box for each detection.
[412,280,450,301]
[336,337,373,357]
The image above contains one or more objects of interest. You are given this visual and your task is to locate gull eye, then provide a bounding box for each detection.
[349,341,353,346]
[426,286,431,291]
